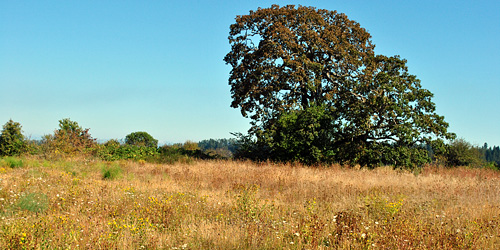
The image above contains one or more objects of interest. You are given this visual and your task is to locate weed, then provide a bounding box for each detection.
[101,163,123,180]
[232,183,266,223]
[3,157,23,168]
[16,192,48,213]
[363,194,405,221]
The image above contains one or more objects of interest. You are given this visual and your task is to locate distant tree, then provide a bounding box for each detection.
[198,138,238,159]
[445,138,484,167]
[493,146,500,166]
[58,118,82,134]
[182,140,199,151]
[479,143,500,167]
[104,139,121,147]
[125,132,158,148]
[225,5,455,167]
[198,138,238,153]
[55,118,95,146]
[0,119,26,156]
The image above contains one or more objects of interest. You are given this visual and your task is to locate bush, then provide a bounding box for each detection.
[96,141,158,161]
[41,118,96,158]
[101,163,123,180]
[156,145,193,164]
[125,132,158,148]
[3,157,24,168]
[96,140,215,164]
[444,138,485,167]
[155,142,219,164]
[0,120,26,156]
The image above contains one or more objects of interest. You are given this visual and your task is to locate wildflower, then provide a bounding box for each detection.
[294,232,300,237]
[361,233,366,239]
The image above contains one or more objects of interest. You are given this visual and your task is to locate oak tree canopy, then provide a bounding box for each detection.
[224,5,454,167]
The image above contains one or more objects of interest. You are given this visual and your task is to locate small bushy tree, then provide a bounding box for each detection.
[445,138,485,167]
[182,140,199,151]
[0,119,26,156]
[42,118,96,156]
[125,132,158,148]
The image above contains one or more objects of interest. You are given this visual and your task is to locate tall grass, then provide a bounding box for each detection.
[101,163,123,180]
[2,156,24,168]
[0,158,499,249]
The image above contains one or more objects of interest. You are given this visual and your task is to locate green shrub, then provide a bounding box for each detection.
[156,145,202,164]
[3,157,23,168]
[96,140,213,164]
[96,142,158,161]
[445,138,485,167]
[0,120,26,156]
[101,163,123,180]
[125,131,158,148]
[484,162,499,171]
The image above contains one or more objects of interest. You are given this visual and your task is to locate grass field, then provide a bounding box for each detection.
[1,157,499,249]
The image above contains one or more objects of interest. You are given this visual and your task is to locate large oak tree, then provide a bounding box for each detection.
[225,5,454,167]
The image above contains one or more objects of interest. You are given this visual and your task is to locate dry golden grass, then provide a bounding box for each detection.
[0,157,499,249]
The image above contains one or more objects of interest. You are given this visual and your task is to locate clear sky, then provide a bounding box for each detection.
[1,0,499,146]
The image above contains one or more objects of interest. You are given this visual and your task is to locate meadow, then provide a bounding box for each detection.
[0,157,499,249]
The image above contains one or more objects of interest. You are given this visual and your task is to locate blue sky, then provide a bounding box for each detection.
[1,0,499,146]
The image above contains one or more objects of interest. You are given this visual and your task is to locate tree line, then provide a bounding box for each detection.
[481,143,500,166]
[0,118,228,163]
[0,118,498,169]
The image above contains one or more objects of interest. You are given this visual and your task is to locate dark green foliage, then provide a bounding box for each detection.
[198,138,238,153]
[357,143,430,168]
[225,5,454,168]
[96,132,159,161]
[125,132,158,148]
[96,139,216,164]
[156,145,193,164]
[157,144,217,164]
[480,143,500,167]
[198,138,238,158]
[0,120,26,156]
[231,133,270,161]
[443,139,485,167]
[266,104,336,164]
